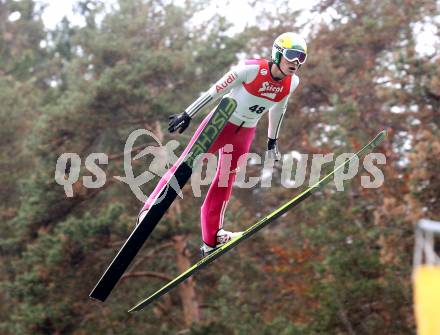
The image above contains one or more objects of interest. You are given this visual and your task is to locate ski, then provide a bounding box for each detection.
[128,130,387,312]
[90,97,238,302]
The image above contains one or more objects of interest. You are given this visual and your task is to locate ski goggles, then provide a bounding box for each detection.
[282,48,307,64]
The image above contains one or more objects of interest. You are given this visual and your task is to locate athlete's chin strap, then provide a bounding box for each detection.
[273,61,301,79]
[275,62,288,78]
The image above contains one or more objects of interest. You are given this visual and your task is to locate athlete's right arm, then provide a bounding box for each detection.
[184,61,253,118]
[169,61,254,133]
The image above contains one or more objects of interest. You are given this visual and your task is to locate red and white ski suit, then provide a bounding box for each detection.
[142,59,300,247]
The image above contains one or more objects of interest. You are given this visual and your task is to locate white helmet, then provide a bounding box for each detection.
[272,32,307,65]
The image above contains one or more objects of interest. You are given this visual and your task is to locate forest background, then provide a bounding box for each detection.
[0,0,439,334]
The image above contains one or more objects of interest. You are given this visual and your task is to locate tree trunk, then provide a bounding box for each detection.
[174,232,201,325]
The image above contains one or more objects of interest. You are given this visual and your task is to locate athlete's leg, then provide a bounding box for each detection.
[200,125,256,247]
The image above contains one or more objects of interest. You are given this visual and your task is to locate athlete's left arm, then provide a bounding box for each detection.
[267,75,300,139]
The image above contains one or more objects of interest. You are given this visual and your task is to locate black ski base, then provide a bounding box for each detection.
[89,97,237,302]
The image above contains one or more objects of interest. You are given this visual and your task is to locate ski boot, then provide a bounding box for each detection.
[200,229,243,257]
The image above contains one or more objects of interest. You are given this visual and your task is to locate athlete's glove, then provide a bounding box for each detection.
[168,112,191,134]
[267,138,281,161]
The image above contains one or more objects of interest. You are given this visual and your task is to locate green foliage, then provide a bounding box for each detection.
[0,0,438,333]
[2,204,125,334]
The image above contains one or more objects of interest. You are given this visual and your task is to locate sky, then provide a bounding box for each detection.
[39,0,88,28]
[37,0,316,32]
[34,0,438,56]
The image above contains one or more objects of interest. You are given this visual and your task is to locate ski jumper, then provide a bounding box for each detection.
[141,59,300,246]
